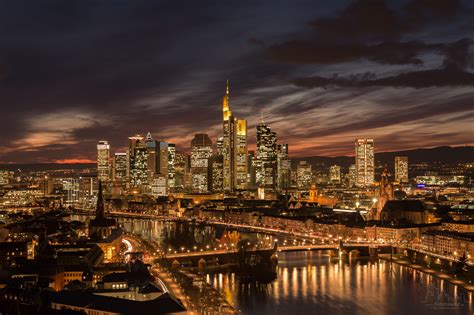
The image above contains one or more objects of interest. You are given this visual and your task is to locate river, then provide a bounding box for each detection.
[73,215,473,314]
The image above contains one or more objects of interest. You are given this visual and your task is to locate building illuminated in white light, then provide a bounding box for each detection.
[355,138,374,187]
[97,141,110,182]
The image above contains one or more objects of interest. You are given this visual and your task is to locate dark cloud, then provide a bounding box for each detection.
[0,0,472,162]
[265,0,471,66]
[267,40,442,65]
[294,67,474,88]
[309,0,464,40]
[293,38,474,88]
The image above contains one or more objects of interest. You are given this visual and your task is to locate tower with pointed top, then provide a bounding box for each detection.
[376,165,394,220]
[222,81,248,191]
[89,180,116,240]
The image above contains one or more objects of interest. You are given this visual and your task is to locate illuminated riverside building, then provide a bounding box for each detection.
[329,165,341,183]
[296,161,312,189]
[276,144,291,190]
[113,152,127,186]
[191,133,213,192]
[222,81,248,191]
[395,156,409,183]
[128,135,148,189]
[355,138,374,187]
[97,141,110,182]
[256,122,277,189]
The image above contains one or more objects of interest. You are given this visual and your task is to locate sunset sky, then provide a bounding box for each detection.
[0,0,473,163]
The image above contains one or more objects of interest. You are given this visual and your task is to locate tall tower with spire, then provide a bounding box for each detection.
[222,81,247,191]
[376,165,394,220]
[89,180,116,240]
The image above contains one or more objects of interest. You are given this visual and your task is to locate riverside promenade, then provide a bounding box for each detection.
[379,254,474,292]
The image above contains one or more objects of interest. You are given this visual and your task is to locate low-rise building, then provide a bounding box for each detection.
[421,230,474,258]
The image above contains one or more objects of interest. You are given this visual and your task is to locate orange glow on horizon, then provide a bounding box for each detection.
[53,158,95,164]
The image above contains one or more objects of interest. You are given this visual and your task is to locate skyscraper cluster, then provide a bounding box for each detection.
[95,83,410,198]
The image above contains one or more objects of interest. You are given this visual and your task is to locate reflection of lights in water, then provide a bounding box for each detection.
[74,216,472,313]
[291,267,298,297]
[302,267,307,299]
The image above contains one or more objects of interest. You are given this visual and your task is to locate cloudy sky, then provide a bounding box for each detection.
[0,0,473,163]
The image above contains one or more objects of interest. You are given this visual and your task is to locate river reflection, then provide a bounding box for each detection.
[208,251,473,315]
[72,215,473,315]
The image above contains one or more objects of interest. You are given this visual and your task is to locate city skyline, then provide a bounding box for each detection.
[0,0,473,164]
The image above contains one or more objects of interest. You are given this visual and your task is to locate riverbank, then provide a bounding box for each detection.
[379,254,474,292]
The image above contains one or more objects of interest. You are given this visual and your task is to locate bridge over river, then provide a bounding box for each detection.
[160,242,389,267]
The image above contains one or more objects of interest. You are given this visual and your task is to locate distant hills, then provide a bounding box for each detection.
[293,146,473,168]
[0,146,472,172]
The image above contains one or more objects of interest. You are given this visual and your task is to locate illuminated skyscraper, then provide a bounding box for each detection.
[247,151,257,189]
[329,165,341,183]
[97,141,110,182]
[276,144,291,190]
[168,144,176,189]
[174,151,188,189]
[216,137,224,156]
[145,133,168,188]
[191,133,213,192]
[355,138,374,187]
[395,156,408,183]
[222,81,248,191]
[113,152,127,187]
[256,122,277,189]
[128,135,148,189]
[209,155,224,192]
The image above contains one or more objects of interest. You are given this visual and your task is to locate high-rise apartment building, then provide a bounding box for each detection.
[395,156,409,183]
[222,81,248,191]
[191,133,213,192]
[97,141,110,182]
[355,138,374,187]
